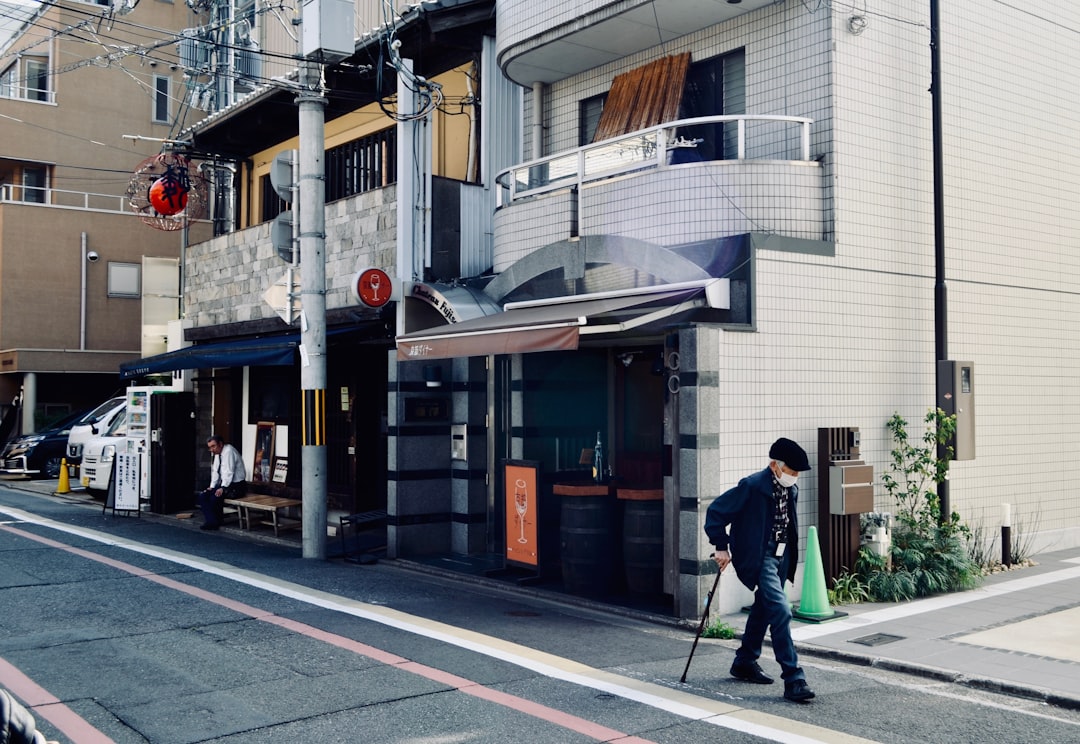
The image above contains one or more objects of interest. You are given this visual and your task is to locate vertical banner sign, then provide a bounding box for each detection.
[504,460,539,568]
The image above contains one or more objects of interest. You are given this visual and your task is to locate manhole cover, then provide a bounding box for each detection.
[850,633,905,647]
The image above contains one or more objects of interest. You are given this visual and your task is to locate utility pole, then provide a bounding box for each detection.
[297,57,328,559]
[930,0,949,523]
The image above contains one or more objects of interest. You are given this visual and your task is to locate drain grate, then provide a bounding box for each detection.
[850,633,905,647]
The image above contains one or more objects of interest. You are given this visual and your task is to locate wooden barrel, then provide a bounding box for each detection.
[556,484,615,595]
[619,489,664,595]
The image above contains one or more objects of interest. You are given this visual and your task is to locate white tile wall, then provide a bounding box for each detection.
[513,0,1080,579]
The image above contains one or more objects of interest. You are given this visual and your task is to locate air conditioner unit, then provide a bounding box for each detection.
[235,41,261,85]
[177,29,211,72]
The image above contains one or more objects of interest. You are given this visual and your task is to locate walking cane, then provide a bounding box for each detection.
[680,566,722,683]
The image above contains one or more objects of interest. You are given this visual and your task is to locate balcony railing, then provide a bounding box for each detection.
[495,115,812,209]
[0,184,132,213]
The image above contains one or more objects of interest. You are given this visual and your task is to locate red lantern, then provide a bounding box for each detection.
[148,173,189,216]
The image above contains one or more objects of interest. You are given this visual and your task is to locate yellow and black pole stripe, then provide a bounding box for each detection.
[301,388,326,446]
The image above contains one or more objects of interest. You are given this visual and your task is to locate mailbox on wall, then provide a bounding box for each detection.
[937,360,975,461]
[829,462,874,515]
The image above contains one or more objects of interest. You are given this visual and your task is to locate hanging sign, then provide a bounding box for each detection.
[352,268,398,308]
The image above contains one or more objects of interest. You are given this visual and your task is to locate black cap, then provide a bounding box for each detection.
[769,438,811,471]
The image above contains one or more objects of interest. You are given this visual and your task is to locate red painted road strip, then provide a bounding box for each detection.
[0,656,113,744]
[1,523,656,744]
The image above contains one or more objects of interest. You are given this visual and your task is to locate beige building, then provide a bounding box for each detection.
[0,0,211,431]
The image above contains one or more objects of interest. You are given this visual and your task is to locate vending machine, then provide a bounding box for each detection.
[120,386,196,514]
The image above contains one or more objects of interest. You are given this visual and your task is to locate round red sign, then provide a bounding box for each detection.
[355,268,392,307]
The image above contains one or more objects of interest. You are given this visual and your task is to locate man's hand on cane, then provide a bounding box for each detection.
[713,549,731,573]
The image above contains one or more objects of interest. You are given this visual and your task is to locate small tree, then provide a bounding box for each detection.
[857,409,982,601]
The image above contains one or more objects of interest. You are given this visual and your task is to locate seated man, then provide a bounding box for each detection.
[197,434,246,531]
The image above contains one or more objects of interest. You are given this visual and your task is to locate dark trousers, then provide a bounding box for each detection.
[734,541,805,682]
[197,482,245,526]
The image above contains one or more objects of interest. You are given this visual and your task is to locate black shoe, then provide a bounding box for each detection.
[200,523,219,531]
[784,679,815,702]
[730,661,774,685]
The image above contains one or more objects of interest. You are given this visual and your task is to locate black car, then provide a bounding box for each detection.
[0,408,91,479]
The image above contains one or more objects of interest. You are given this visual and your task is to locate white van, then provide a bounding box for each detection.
[80,407,128,495]
[66,396,125,467]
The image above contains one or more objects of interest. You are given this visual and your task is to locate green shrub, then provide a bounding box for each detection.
[829,569,869,605]
[854,410,983,602]
[701,619,737,639]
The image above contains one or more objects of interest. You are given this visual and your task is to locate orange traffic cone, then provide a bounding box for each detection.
[792,525,847,623]
[56,458,71,494]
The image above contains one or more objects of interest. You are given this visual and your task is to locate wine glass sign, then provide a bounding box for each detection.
[514,479,529,543]
[504,461,539,568]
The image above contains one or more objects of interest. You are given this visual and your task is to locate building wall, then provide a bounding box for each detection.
[185,186,397,326]
[514,0,1080,615]
[0,0,206,419]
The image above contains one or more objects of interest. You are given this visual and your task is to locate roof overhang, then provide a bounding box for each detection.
[396,279,728,360]
[500,0,778,86]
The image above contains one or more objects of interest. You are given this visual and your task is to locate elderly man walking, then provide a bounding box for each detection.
[704,437,815,703]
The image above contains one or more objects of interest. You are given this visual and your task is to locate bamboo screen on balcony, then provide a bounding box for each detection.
[592,53,691,142]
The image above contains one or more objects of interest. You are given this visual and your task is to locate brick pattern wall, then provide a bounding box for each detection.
[185,187,397,328]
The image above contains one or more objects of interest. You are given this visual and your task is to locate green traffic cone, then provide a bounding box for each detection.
[793,525,846,622]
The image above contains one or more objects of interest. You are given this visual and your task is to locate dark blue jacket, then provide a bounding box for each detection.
[704,466,800,590]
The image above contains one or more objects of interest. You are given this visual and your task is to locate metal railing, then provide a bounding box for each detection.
[495,114,813,209]
[0,184,132,213]
[0,86,55,104]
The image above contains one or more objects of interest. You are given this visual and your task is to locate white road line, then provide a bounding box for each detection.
[0,506,876,744]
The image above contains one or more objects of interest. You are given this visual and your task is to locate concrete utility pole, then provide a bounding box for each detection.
[297,57,328,559]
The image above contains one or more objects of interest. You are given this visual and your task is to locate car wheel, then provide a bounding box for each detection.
[43,456,63,479]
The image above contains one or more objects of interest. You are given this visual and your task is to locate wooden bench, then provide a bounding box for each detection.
[225,495,302,536]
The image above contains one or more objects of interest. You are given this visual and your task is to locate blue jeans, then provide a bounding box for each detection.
[734,543,805,682]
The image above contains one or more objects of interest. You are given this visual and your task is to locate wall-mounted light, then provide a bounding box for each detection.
[422,364,443,388]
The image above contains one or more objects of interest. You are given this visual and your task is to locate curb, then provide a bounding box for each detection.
[798,642,1080,711]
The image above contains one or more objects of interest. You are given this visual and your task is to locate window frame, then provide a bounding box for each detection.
[152,74,171,123]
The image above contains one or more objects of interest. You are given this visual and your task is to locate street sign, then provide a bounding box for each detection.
[272,210,296,263]
[270,150,296,203]
[263,270,301,324]
[352,267,397,308]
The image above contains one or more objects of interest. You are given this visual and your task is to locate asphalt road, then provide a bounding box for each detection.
[2,486,1079,744]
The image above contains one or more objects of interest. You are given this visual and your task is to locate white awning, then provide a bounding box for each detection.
[396,279,728,360]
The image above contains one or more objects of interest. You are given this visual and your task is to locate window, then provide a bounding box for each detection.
[24,58,47,102]
[579,93,607,146]
[21,166,46,203]
[0,56,49,102]
[678,48,745,161]
[153,75,171,123]
[107,262,141,298]
[324,127,396,203]
[248,365,295,424]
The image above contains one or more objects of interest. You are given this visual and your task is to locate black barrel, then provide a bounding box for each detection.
[622,496,664,594]
[559,491,616,595]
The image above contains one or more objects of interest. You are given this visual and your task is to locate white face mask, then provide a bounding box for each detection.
[773,462,798,488]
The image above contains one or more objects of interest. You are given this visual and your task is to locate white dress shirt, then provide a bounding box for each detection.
[210,443,246,489]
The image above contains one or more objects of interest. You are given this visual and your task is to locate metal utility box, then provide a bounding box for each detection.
[937,360,975,460]
[302,0,355,62]
[829,463,874,515]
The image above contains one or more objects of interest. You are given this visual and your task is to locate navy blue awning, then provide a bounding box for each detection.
[119,334,299,380]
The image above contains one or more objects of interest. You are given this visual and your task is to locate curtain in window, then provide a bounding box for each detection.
[592,53,691,142]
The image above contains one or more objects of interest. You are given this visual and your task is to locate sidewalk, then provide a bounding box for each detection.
[782,547,1080,710]
[7,476,1080,710]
